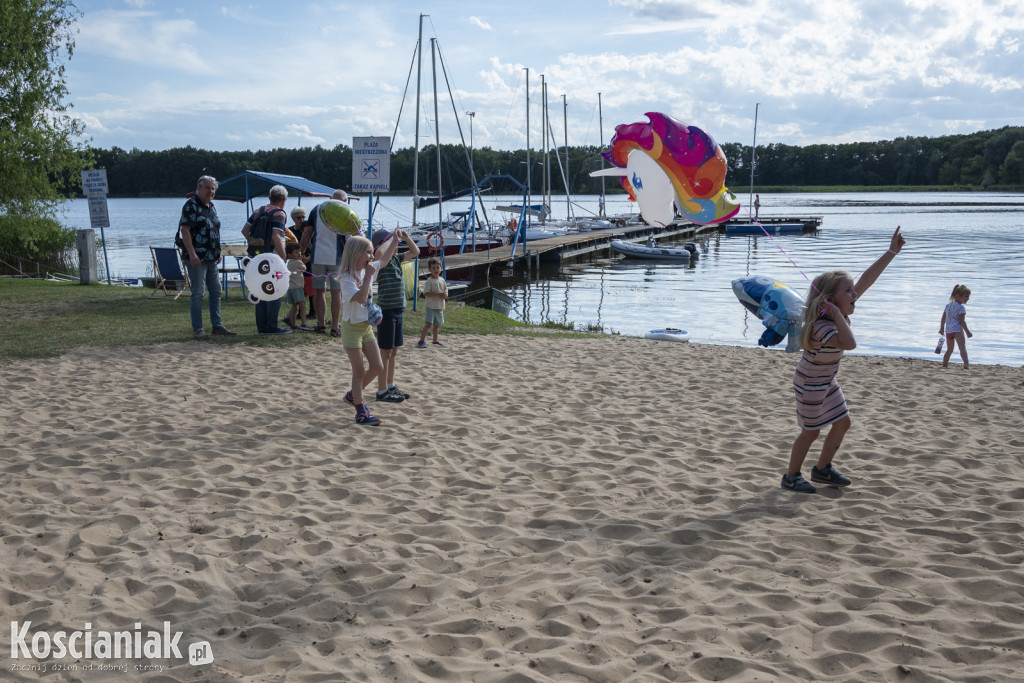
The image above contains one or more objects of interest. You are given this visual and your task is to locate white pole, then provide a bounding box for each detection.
[749,102,760,213]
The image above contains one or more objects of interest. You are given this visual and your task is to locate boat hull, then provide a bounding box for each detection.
[451,287,514,316]
[609,239,696,260]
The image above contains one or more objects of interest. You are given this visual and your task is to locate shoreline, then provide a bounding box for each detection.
[2,336,1022,680]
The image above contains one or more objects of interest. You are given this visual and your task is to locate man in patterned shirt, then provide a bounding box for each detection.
[178,175,235,339]
[370,228,419,402]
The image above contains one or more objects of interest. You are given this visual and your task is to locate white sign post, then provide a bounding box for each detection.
[81,169,112,283]
[352,136,392,237]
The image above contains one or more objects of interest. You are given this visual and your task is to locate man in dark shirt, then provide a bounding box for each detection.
[179,175,235,339]
[241,184,291,335]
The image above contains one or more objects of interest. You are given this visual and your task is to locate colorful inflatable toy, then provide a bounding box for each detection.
[317,199,362,236]
[732,276,805,352]
[242,253,291,303]
[590,112,740,226]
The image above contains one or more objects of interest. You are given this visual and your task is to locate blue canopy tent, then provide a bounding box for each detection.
[210,170,339,213]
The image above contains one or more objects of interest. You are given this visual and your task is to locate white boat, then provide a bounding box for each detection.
[609,238,698,260]
[644,328,690,342]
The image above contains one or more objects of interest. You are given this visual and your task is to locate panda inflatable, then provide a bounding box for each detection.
[242,253,291,304]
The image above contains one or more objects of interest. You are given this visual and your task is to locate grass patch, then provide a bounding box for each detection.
[0,279,601,364]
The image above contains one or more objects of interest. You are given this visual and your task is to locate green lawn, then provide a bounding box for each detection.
[0,279,594,363]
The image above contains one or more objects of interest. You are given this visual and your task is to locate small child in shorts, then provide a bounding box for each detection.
[284,243,312,330]
[417,257,448,347]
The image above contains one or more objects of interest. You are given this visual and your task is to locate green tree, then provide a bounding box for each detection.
[0,0,89,261]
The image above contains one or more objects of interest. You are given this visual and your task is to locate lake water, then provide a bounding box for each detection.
[57,191,1024,367]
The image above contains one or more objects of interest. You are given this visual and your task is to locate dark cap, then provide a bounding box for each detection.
[371,229,394,249]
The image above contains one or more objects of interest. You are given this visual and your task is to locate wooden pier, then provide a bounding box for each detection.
[438,215,823,275]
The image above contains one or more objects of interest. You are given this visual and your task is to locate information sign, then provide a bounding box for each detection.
[81,169,109,197]
[352,137,391,192]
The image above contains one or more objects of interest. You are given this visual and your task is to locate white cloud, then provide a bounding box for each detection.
[77,10,207,73]
[67,0,1024,151]
[468,16,494,31]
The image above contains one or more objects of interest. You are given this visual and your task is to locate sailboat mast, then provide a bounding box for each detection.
[412,14,425,226]
[431,38,443,230]
[749,102,759,212]
[563,93,569,219]
[541,75,548,218]
[525,68,531,226]
[598,93,605,208]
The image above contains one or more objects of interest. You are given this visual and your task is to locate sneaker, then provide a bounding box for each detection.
[811,463,851,487]
[193,329,209,340]
[211,326,236,336]
[258,327,293,335]
[298,324,315,331]
[389,385,411,400]
[376,388,404,403]
[343,390,354,406]
[355,404,382,426]
[432,341,445,347]
[781,472,817,493]
[416,341,428,348]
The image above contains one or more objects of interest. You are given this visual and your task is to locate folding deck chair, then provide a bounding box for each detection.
[150,247,190,299]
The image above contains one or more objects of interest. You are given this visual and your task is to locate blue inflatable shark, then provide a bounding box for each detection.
[731,276,805,352]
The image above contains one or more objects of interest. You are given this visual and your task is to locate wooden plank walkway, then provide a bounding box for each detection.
[440,221,711,274]
[437,214,824,275]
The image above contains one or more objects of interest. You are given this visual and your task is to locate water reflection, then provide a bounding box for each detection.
[494,194,1024,367]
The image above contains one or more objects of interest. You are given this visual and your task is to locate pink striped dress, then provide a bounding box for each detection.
[793,319,849,430]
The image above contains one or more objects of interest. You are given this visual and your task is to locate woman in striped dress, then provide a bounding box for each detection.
[782,226,906,493]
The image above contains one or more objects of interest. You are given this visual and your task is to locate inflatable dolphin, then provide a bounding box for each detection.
[731,276,805,352]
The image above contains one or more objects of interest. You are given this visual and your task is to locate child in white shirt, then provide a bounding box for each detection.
[338,234,399,425]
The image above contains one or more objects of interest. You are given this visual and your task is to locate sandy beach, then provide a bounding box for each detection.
[2,335,1022,682]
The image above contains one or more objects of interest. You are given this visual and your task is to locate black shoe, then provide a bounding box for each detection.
[811,463,851,487]
[258,327,293,335]
[781,472,816,493]
[211,326,236,336]
[388,385,411,399]
[376,388,404,403]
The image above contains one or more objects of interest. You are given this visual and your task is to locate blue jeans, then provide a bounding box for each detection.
[254,298,283,333]
[188,260,223,332]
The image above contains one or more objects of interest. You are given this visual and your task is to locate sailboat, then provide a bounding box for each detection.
[394,14,506,257]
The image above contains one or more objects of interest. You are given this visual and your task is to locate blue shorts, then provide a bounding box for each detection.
[425,308,444,326]
[377,308,404,350]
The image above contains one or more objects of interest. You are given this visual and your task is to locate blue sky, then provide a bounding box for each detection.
[67,0,1023,153]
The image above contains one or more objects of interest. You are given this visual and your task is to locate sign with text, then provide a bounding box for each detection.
[81,169,109,197]
[88,195,110,228]
[352,137,391,192]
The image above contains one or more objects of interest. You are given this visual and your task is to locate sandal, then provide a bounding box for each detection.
[330,328,341,338]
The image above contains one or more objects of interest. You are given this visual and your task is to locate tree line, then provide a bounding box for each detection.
[83,126,1024,199]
